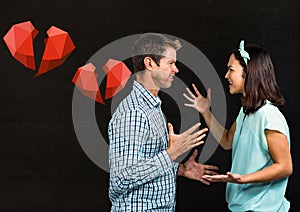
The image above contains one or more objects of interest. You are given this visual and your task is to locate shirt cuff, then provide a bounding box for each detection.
[157,150,176,174]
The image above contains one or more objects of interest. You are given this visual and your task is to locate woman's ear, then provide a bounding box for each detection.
[144,57,155,71]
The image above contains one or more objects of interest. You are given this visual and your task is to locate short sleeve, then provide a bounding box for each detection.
[263,105,289,140]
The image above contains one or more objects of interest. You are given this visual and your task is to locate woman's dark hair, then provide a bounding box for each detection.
[231,44,285,115]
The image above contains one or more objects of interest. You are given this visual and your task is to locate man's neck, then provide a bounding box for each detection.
[136,73,159,97]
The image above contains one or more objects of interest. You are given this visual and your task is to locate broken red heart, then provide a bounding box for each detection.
[3,21,75,77]
[72,59,132,105]
[102,59,131,99]
[72,63,105,105]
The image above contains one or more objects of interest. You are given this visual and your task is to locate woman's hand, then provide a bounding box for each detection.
[183,84,211,115]
[202,172,243,184]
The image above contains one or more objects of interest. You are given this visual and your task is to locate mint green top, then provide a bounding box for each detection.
[226,101,290,212]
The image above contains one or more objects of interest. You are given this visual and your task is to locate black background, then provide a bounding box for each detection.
[1,0,299,211]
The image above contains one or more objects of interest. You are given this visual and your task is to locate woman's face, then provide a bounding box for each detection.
[225,54,246,96]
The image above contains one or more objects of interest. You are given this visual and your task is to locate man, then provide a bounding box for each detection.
[108,33,218,211]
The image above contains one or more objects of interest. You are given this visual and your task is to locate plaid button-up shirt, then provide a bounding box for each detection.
[108,81,179,211]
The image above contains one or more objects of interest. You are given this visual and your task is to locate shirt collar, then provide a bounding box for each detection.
[133,81,161,108]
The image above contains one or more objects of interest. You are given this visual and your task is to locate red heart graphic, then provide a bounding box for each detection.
[3,21,75,77]
[72,59,132,105]
[72,63,105,105]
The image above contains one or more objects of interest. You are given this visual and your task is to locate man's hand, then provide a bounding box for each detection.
[167,123,208,161]
[178,150,219,185]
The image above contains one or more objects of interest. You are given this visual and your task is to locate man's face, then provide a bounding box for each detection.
[151,47,179,89]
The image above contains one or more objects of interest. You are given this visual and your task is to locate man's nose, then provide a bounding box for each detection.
[173,64,179,73]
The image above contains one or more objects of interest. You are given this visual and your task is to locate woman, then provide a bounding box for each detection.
[184,40,293,211]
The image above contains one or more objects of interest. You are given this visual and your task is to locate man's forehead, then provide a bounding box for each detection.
[162,47,177,60]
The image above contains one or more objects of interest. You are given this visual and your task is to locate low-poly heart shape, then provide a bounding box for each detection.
[3,21,75,77]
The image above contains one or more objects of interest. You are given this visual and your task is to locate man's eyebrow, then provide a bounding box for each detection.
[167,58,176,62]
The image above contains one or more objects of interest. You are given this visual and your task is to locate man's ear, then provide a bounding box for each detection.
[144,57,156,71]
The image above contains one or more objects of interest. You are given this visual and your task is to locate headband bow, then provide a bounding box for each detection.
[238,40,250,65]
